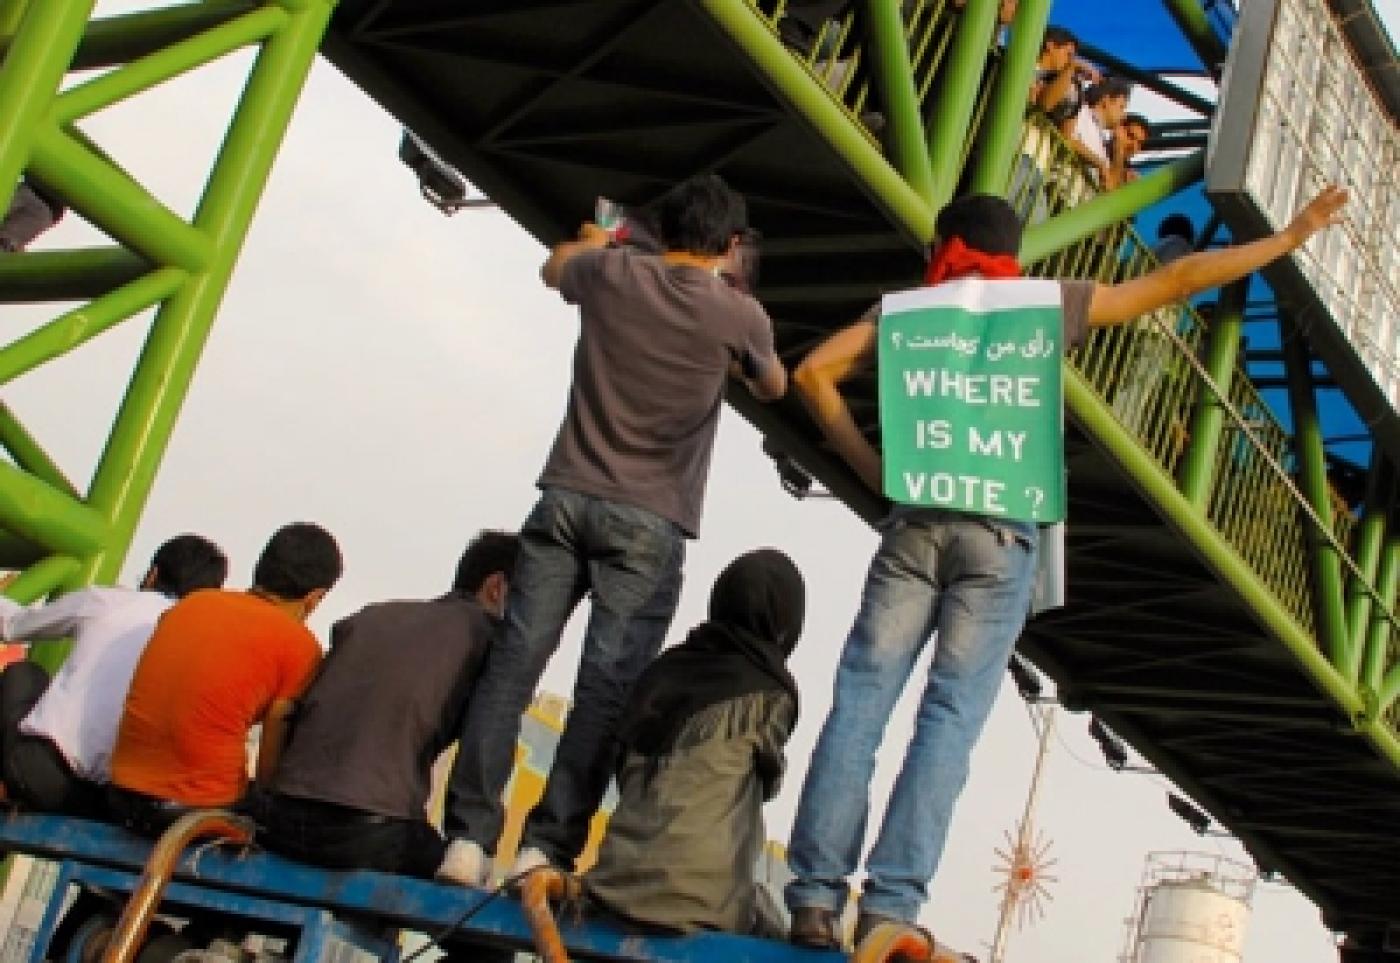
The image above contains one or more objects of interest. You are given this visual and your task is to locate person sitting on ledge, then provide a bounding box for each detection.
[0,535,227,816]
[255,530,518,880]
[581,548,804,936]
[107,522,341,835]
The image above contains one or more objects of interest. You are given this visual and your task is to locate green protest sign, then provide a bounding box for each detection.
[878,279,1065,523]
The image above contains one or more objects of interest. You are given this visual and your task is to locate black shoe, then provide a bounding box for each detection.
[789,905,841,950]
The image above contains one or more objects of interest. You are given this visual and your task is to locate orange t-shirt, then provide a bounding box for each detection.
[111,589,322,806]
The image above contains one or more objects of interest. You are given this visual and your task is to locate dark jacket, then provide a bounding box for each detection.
[584,689,796,934]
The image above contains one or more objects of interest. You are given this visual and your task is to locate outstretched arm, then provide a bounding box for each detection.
[541,222,609,290]
[792,313,881,493]
[1088,186,1348,326]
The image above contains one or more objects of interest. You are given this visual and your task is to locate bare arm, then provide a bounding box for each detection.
[1089,186,1348,326]
[541,222,609,290]
[792,314,881,492]
[1034,64,1073,115]
[254,697,297,784]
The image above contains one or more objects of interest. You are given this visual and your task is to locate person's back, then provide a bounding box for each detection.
[109,522,341,827]
[270,596,490,816]
[541,246,774,535]
[584,549,803,935]
[0,534,227,811]
[113,589,321,806]
[259,530,517,878]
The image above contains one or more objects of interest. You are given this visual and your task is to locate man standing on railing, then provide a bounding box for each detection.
[783,185,1349,951]
[439,174,787,888]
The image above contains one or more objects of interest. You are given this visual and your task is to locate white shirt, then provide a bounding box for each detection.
[1073,104,1110,166]
[0,587,173,782]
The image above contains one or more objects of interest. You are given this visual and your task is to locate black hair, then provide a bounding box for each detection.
[654,173,749,257]
[452,530,521,596]
[1122,113,1150,136]
[1086,76,1132,106]
[1158,213,1195,243]
[1042,25,1077,50]
[149,534,228,598]
[935,194,1023,257]
[252,522,342,601]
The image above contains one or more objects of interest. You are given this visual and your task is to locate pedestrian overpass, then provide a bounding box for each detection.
[0,0,1398,957]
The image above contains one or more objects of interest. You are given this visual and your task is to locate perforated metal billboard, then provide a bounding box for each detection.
[1208,0,1400,452]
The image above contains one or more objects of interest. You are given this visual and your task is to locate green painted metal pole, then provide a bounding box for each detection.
[1177,280,1247,506]
[70,0,257,71]
[0,0,29,39]
[967,0,1051,197]
[864,0,934,202]
[1159,0,1229,74]
[0,268,186,384]
[75,0,337,588]
[1064,368,1400,766]
[55,5,287,124]
[0,401,77,497]
[1343,458,1388,683]
[1020,150,1205,264]
[698,0,934,242]
[0,0,95,211]
[1078,43,1215,116]
[0,461,110,557]
[1363,537,1400,694]
[924,0,1000,209]
[3,555,80,606]
[29,127,213,271]
[1281,321,1350,670]
[0,247,149,303]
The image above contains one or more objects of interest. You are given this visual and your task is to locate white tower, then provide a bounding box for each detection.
[1119,852,1256,963]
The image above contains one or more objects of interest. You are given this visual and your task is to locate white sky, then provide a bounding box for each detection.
[12,2,1399,960]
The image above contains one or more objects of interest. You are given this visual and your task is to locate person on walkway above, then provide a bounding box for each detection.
[257,530,519,879]
[1072,77,1132,189]
[0,535,228,815]
[440,173,787,887]
[784,185,1349,948]
[109,522,341,834]
[583,548,804,935]
[1030,26,1096,137]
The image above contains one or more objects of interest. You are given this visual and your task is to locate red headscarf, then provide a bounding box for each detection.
[924,235,1022,285]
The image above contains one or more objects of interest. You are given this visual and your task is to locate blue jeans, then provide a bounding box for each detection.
[445,487,684,865]
[785,510,1038,921]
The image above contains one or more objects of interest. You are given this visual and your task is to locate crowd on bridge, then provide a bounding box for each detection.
[0,6,1351,960]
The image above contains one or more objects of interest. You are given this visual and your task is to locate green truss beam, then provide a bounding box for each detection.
[1177,280,1247,506]
[1282,321,1350,671]
[0,0,335,599]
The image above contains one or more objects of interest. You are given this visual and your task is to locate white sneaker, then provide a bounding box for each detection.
[436,839,490,888]
[509,845,552,879]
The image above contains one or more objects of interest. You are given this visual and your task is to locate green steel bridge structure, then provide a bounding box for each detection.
[0,0,1397,956]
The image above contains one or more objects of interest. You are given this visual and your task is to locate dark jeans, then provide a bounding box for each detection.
[445,488,684,866]
[0,662,101,815]
[254,792,447,878]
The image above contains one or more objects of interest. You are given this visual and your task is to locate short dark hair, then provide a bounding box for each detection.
[935,194,1023,258]
[1122,113,1150,137]
[1158,213,1195,243]
[1086,76,1132,106]
[149,534,228,598]
[654,173,748,257]
[252,522,342,601]
[452,530,520,596]
[1042,25,1076,50]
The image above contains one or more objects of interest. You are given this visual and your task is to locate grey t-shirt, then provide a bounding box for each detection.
[539,246,782,537]
[269,594,493,821]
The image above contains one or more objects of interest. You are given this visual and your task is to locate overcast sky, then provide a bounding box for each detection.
[10,2,1399,960]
